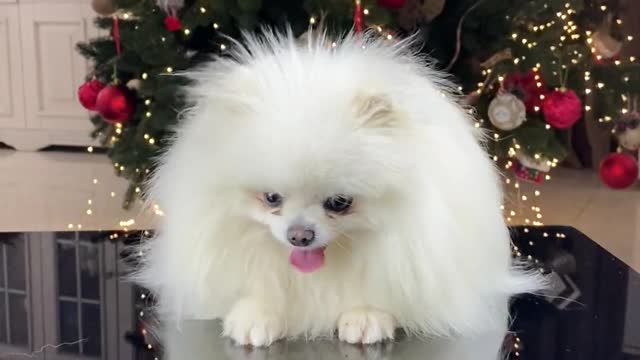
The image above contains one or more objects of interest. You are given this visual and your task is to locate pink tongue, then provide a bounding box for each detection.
[289,247,326,273]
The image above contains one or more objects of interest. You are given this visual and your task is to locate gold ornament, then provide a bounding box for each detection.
[91,0,115,16]
[591,15,622,59]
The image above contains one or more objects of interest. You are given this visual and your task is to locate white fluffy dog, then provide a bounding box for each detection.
[136,29,541,348]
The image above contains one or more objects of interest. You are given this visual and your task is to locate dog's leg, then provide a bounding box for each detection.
[222,298,284,347]
[338,308,396,344]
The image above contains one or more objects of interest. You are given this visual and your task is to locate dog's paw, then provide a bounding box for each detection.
[338,308,396,344]
[222,298,284,347]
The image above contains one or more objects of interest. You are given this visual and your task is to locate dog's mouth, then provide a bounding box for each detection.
[289,247,326,273]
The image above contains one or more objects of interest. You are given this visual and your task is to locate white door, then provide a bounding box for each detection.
[15,2,99,149]
[0,3,26,131]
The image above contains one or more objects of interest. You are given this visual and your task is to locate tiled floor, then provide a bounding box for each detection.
[1,149,639,271]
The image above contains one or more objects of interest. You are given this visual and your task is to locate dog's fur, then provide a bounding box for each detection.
[135,30,542,347]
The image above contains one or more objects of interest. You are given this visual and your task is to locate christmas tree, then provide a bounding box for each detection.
[77,0,640,206]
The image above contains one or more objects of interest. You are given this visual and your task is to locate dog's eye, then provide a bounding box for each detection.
[263,192,283,207]
[323,195,353,213]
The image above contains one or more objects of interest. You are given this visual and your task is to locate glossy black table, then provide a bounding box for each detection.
[0,226,637,360]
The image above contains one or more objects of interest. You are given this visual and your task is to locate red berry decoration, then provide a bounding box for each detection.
[377,0,406,9]
[95,85,135,124]
[77,79,106,111]
[599,153,638,189]
[164,15,181,32]
[542,89,582,129]
[504,71,546,112]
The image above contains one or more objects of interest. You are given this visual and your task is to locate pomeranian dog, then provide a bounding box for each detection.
[135,29,542,348]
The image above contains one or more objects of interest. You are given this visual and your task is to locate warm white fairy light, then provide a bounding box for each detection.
[166,67,173,73]
[199,6,206,13]
[184,29,190,35]
[141,73,148,80]
[213,23,219,29]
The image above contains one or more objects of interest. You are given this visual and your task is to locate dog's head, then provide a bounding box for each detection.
[240,90,411,272]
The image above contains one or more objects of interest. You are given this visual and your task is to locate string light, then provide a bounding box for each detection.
[184,29,190,35]
[87,146,93,153]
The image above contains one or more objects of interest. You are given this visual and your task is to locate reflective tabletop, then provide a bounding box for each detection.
[0,226,637,359]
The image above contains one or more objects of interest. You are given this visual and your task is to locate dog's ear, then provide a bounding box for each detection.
[352,93,397,129]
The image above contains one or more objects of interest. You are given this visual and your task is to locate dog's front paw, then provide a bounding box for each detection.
[223,298,284,347]
[338,308,396,344]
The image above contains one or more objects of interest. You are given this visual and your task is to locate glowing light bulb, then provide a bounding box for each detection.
[141,73,148,80]
[184,29,190,35]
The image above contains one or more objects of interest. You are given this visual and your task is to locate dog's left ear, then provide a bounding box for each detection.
[352,93,397,129]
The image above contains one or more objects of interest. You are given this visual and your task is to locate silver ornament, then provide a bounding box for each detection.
[488,93,526,131]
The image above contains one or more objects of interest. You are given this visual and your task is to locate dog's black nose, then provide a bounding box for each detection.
[287,225,315,247]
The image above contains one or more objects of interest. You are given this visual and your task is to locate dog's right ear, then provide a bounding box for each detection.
[352,93,397,129]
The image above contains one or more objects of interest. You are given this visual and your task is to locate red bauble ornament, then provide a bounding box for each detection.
[599,153,638,189]
[377,0,406,9]
[77,79,106,111]
[542,89,582,129]
[95,85,135,124]
[504,71,546,112]
[164,15,181,32]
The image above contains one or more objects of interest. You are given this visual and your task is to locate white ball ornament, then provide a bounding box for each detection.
[488,93,526,131]
[615,112,640,151]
